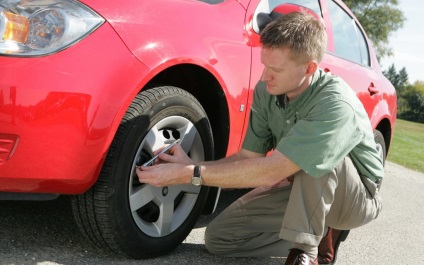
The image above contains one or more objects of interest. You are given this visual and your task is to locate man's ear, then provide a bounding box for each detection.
[305,60,318,76]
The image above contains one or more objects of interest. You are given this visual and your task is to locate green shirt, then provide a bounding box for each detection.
[242,69,384,182]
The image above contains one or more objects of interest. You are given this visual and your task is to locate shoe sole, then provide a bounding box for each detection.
[318,230,350,265]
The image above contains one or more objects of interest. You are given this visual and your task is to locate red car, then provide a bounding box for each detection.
[0,0,396,259]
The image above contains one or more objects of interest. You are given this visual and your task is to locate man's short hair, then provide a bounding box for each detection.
[260,11,327,64]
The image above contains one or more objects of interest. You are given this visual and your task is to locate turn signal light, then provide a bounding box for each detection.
[0,0,104,56]
[2,11,29,43]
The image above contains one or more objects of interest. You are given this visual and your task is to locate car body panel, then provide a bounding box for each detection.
[319,0,397,132]
[0,0,396,196]
[82,0,252,154]
[0,24,149,193]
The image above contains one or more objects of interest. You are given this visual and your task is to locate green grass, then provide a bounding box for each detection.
[387,119,424,173]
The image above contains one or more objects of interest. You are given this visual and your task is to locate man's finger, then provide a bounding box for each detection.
[158,152,175,162]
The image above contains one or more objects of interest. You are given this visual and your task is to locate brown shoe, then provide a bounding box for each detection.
[318,228,350,264]
[285,248,318,265]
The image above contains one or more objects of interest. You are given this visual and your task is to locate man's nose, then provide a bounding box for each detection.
[260,68,270,82]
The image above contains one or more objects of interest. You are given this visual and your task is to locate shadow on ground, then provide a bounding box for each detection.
[0,189,285,264]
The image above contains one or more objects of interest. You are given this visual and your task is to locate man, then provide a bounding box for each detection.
[137,10,383,265]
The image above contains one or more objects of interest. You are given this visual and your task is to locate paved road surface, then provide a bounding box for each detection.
[0,161,423,264]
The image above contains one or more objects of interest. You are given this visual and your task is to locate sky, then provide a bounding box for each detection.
[380,0,424,84]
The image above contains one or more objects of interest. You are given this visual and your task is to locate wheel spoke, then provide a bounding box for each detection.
[129,185,155,212]
[157,200,174,236]
[176,184,201,195]
[144,125,164,152]
[376,144,383,161]
[178,123,197,153]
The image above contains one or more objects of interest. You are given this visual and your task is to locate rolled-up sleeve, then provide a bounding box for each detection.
[242,84,274,154]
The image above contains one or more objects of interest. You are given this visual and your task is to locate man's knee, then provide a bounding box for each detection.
[204,225,215,253]
[204,224,231,256]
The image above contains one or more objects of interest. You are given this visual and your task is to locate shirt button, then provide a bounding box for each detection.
[286,120,290,124]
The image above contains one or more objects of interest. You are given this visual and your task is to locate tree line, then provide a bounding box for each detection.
[383,65,424,123]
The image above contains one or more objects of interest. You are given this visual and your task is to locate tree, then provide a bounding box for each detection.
[343,0,405,61]
[413,81,424,94]
[398,67,409,91]
[383,63,408,93]
[398,81,424,123]
[383,63,400,89]
[382,66,424,122]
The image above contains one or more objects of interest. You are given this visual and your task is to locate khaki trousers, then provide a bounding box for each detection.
[204,157,382,257]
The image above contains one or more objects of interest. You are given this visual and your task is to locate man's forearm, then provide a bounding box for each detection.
[198,148,265,166]
[137,148,300,189]
[194,151,300,189]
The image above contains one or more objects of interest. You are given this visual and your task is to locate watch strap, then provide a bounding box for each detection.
[191,165,203,186]
[194,165,201,178]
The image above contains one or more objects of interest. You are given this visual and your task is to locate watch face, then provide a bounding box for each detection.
[192,177,202,186]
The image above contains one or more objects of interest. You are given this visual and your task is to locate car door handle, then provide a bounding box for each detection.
[368,82,379,95]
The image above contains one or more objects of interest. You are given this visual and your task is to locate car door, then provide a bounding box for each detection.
[242,0,324,138]
[320,0,382,120]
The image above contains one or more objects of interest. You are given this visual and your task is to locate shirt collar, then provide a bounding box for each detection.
[274,69,321,109]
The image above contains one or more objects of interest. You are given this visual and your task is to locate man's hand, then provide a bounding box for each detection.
[136,163,192,187]
[154,142,193,165]
[136,143,194,187]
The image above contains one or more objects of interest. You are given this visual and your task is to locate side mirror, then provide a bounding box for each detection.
[256,12,283,33]
[253,3,322,34]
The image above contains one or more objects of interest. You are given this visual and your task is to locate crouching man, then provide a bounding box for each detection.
[137,10,383,265]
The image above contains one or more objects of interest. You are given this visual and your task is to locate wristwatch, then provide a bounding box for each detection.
[191,165,203,186]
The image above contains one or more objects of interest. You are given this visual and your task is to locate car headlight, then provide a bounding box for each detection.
[0,0,104,57]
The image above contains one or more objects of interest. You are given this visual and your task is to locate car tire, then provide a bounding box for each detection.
[374,130,386,165]
[374,129,386,189]
[71,86,214,259]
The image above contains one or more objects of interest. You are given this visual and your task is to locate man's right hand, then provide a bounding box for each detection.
[155,142,193,166]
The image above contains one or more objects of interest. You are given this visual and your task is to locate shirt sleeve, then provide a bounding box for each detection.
[242,83,275,154]
[276,95,363,178]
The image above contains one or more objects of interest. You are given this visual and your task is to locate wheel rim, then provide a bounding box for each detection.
[128,116,204,237]
[376,142,384,162]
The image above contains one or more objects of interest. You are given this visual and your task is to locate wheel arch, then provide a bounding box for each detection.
[148,64,231,161]
[375,118,393,159]
[90,63,229,214]
[368,90,397,160]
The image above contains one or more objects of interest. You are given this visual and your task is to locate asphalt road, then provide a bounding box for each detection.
[0,161,423,265]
